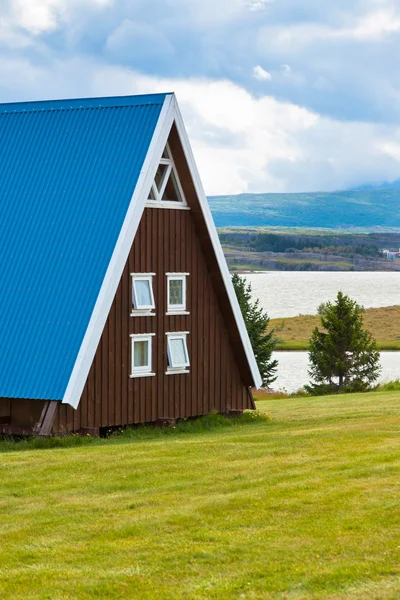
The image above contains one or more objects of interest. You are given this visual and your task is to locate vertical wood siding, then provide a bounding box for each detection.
[3,126,255,433]
[54,203,254,432]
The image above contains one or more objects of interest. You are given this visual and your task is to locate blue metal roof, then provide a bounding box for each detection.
[0,94,167,400]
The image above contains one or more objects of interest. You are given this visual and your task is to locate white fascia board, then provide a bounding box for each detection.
[171,96,262,389]
[62,94,175,408]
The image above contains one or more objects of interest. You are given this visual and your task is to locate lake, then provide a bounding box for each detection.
[272,351,399,392]
[244,271,400,390]
[245,271,400,318]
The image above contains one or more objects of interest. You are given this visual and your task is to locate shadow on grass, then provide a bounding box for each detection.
[0,410,271,454]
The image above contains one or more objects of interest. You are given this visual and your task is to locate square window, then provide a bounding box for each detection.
[167,275,187,312]
[167,333,189,369]
[132,275,155,311]
[131,334,154,376]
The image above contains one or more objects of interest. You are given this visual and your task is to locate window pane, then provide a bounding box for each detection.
[162,169,182,202]
[169,338,187,366]
[134,340,148,368]
[134,280,152,307]
[154,164,169,193]
[169,279,183,306]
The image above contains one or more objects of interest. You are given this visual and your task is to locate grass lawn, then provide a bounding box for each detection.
[1,392,400,598]
[271,305,400,350]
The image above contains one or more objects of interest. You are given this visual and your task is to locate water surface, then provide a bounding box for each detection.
[246,271,400,318]
[243,271,400,389]
[272,351,399,393]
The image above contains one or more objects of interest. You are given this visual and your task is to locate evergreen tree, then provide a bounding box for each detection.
[305,291,381,395]
[232,273,278,386]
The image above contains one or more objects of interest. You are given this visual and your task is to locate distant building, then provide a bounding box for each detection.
[0,94,261,436]
[381,249,400,260]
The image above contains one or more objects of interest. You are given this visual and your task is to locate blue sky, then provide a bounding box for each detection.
[2,0,400,194]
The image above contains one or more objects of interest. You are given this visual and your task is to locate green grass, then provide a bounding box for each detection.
[2,392,400,598]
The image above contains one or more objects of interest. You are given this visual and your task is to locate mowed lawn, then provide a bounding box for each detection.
[2,393,400,599]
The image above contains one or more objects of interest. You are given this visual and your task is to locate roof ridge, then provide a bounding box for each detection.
[0,93,173,114]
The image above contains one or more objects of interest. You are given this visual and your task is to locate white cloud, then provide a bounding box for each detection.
[165,0,246,25]
[377,140,400,161]
[11,1,58,34]
[106,19,174,59]
[9,0,114,35]
[252,65,272,81]
[264,8,400,52]
[0,18,34,48]
[0,56,399,195]
[246,0,276,10]
[349,9,400,40]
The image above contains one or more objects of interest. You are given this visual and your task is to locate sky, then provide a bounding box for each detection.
[1,0,400,195]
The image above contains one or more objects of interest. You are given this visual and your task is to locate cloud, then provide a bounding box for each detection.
[0,18,34,49]
[265,8,400,47]
[9,0,114,34]
[164,0,247,25]
[348,9,400,40]
[246,0,276,10]
[106,19,174,61]
[1,0,400,194]
[253,2,400,124]
[252,65,271,80]
[1,52,399,195]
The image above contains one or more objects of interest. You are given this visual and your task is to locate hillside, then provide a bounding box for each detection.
[219,229,400,271]
[209,188,400,228]
[2,392,400,598]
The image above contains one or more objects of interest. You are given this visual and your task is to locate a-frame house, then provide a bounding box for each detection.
[0,93,261,435]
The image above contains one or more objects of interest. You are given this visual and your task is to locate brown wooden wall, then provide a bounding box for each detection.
[1,125,256,434]
[54,205,254,432]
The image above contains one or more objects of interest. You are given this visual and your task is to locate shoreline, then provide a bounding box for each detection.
[270,305,400,352]
[274,345,400,352]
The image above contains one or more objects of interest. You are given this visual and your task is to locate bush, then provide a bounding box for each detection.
[375,379,400,392]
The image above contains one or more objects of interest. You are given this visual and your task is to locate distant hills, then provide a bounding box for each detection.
[351,179,400,192]
[208,188,400,229]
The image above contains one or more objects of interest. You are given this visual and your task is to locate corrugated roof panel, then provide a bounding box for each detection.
[0,94,167,400]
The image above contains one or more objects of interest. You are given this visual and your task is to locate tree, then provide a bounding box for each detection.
[305,291,381,395]
[232,273,278,386]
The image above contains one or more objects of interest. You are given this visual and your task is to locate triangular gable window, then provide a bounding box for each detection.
[147,144,187,206]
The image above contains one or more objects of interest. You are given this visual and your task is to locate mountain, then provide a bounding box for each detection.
[208,188,400,229]
[351,180,400,192]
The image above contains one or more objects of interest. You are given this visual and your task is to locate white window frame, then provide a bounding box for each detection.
[130,333,155,378]
[166,273,189,315]
[131,273,155,316]
[166,332,190,374]
[146,143,189,210]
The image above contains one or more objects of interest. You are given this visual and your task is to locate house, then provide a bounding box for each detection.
[0,93,261,436]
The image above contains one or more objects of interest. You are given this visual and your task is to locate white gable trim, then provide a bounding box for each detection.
[62,94,175,408]
[62,92,261,409]
[171,96,262,389]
